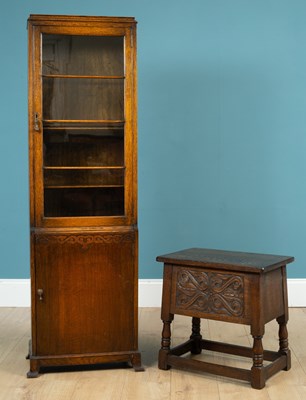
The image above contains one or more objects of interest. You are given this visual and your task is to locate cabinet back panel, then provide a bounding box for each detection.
[43,78,124,121]
[42,35,124,76]
[44,136,124,167]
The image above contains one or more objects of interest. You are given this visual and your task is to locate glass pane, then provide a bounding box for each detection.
[43,78,124,120]
[41,33,126,218]
[43,128,124,167]
[44,187,124,217]
[42,35,124,76]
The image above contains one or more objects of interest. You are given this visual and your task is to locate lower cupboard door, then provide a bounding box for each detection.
[34,232,137,356]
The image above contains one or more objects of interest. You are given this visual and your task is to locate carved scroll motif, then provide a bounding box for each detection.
[35,233,134,250]
[176,270,244,317]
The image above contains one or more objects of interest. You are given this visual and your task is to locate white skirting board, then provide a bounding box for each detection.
[0,279,305,307]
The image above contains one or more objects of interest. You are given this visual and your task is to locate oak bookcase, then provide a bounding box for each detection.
[27,14,142,377]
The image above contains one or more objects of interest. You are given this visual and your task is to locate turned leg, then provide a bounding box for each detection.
[251,335,265,389]
[159,264,174,370]
[277,316,291,371]
[158,318,173,370]
[190,317,202,355]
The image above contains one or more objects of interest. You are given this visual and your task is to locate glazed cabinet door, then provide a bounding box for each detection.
[33,230,137,356]
[29,20,137,228]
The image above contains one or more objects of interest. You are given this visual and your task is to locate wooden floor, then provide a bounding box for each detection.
[1,307,306,399]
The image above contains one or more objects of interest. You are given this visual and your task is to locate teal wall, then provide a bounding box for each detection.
[1,1,305,279]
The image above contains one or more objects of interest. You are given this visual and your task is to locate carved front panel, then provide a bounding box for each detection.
[175,269,244,317]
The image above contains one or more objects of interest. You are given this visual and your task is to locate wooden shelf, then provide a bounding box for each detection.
[43,166,125,170]
[42,74,125,79]
[44,119,125,125]
[44,127,123,131]
[45,185,124,189]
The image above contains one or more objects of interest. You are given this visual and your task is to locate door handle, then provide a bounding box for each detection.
[34,112,40,132]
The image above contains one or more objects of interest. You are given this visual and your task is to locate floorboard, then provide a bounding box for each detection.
[0,308,305,400]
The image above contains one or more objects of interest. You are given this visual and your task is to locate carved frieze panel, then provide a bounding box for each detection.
[35,232,134,250]
[175,269,244,317]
